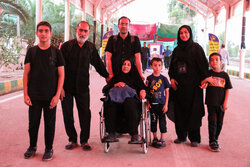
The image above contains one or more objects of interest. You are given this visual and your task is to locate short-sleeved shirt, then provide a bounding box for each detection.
[146,74,171,104]
[105,32,141,77]
[205,70,232,106]
[24,46,65,100]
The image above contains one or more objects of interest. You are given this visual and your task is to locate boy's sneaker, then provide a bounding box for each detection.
[156,139,166,148]
[209,142,221,152]
[24,147,36,159]
[42,149,53,161]
[152,137,158,148]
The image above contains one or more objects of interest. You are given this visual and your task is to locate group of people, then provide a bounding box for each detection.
[23,16,232,162]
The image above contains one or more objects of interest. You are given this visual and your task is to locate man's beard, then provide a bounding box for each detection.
[77,36,87,44]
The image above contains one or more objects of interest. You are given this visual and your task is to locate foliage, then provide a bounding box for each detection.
[227,41,239,57]
[218,32,225,45]
[0,0,29,24]
[167,0,196,24]
[0,34,23,68]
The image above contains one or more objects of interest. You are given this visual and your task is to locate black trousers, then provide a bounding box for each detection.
[175,125,201,143]
[28,100,56,150]
[61,91,91,144]
[141,57,148,71]
[207,105,224,143]
[150,104,167,133]
[104,98,140,135]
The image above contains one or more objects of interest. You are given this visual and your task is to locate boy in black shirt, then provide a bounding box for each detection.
[23,21,65,161]
[201,53,232,152]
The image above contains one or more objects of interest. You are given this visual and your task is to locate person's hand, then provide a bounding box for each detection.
[162,104,168,113]
[140,89,146,99]
[223,102,228,111]
[24,94,32,106]
[171,79,178,91]
[60,88,65,101]
[50,95,59,109]
[106,75,113,83]
[200,82,208,89]
[147,101,151,109]
[114,82,126,87]
[141,75,145,81]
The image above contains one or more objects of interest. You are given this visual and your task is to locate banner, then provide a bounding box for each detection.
[157,31,177,42]
[129,24,157,40]
[101,31,113,58]
[208,33,219,56]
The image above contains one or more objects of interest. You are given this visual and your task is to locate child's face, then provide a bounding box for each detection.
[151,61,162,74]
[36,25,52,43]
[209,55,221,70]
[122,60,131,74]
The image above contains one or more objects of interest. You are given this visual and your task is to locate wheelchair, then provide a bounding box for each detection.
[99,98,151,153]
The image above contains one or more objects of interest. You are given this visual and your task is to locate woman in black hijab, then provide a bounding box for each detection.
[169,25,208,147]
[103,58,146,143]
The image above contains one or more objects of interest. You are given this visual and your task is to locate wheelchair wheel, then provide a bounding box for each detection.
[104,142,110,153]
[99,106,106,141]
[145,111,151,146]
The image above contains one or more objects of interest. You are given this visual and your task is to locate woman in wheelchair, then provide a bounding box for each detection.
[102,58,147,144]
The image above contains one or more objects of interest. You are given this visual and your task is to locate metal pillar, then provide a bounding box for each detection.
[239,0,247,79]
[35,0,42,44]
[64,0,70,42]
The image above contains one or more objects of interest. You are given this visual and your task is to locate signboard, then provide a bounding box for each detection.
[208,33,219,56]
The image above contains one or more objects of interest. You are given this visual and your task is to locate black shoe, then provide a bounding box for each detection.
[191,142,200,147]
[152,137,158,147]
[174,139,186,144]
[24,147,36,159]
[209,142,220,152]
[102,133,119,143]
[65,142,78,150]
[156,139,166,148]
[42,149,53,161]
[81,143,92,151]
[128,134,139,144]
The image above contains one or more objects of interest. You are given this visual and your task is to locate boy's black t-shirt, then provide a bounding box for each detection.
[205,70,232,106]
[24,46,65,101]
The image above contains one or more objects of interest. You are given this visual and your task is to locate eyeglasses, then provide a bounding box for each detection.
[119,23,129,26]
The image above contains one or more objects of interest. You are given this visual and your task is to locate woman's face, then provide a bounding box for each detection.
[179,27,190,42]
[122,60,131,74]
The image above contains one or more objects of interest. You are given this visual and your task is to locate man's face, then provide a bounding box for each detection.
[118,18,130,35]
[36,25,52,43]
[76,22,90,44]
[143,43,146,47]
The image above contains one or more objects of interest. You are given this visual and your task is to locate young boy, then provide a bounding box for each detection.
[23,21,65,161]
[146,57,170,148]
[201,53,232,152]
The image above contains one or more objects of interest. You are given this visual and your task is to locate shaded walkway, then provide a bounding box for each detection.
[0,70,250,167]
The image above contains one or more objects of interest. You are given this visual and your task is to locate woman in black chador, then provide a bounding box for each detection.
[168,25,208,147]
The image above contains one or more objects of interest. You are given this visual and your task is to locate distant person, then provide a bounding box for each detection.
[218,44,229,71]
[141,42,150,73]
[146,57,170,148]
[169,25,208,147]
[201,53,232,152]
[60,21,109,151]
[164,46,172,69]
[23,21,65,161]
[105,16,144,81]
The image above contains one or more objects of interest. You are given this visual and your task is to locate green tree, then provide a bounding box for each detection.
[0,0,29,24]
[0,34,23,68]
[167,0,196,24]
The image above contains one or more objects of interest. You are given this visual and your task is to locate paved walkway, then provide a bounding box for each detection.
[0,69,250,167]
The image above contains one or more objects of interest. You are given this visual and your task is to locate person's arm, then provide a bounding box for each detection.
[106,51,113,82]
[162,88,169,113]
[223,89,230,111]
[50,66,64,109]
[135,52,144,80]
[23,63,32,106]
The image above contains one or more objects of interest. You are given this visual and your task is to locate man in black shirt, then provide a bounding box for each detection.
[23,21,65,161]
[141,42,150,73]
[105,16,143,81]
[60,21,109,151]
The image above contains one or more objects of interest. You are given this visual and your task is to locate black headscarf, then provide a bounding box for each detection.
[177,25,193,49]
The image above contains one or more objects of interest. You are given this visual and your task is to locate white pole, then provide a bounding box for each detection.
[64,0,70,42]
[35,0,42,44]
